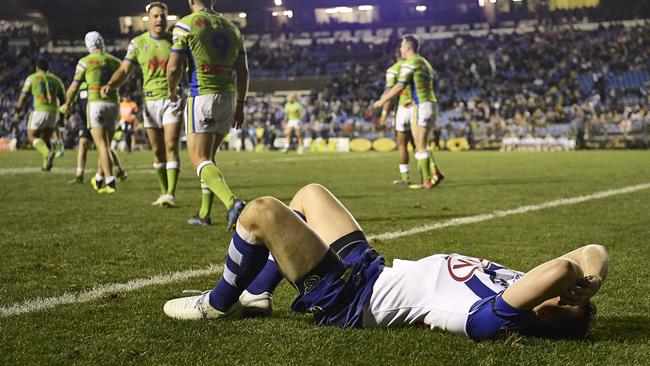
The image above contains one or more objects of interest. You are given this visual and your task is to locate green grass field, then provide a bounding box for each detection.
[1,149,649,365]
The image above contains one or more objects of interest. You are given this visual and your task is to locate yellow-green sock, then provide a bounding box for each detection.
[33,138,49,158]
[198,162,236,209]
[415,151,432,181]
[166,161,179,196]
[198,180,214,219]
[153,162,167,195]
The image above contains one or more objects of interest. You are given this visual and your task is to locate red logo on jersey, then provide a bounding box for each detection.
[195,17,206,27]
[447,255,492,282]
[148,56,168,72]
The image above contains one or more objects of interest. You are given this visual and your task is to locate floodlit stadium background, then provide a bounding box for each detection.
[1,1,650,364]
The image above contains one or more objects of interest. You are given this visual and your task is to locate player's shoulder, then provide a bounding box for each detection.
[388,60,403,71]
[414,54,431,66]
[26,72,37,80]
[48,72,64,83]
[131,32,148,45]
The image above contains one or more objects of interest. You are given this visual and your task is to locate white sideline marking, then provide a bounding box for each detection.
[1,182,648,318]
[0,264,223,318]
[0,154,382,175]
[368,182,650,241]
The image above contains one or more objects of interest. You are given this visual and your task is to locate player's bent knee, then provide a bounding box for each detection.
[240,196,286,228]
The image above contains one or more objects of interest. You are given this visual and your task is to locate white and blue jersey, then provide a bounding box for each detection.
[362,253,528,340]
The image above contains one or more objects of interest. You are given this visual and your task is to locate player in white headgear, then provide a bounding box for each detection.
[63,31,126,193]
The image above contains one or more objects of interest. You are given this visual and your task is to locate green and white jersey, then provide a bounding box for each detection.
[21,71,65,113]
[386,61,413,107]
[124,32,172,101]
[74,52,121,103]
[171,9,245,96]
[285,101,303,121]
[398,55,437,105]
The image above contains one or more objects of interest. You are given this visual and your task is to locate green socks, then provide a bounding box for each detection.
[166,161,179,197]
[153,162,168,195]
[198,180,214,219]
[415,150,432,181]
[197,161,236,209]
[33,138,49,158]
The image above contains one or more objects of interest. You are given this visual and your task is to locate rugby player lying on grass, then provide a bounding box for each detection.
[164,184,608,340]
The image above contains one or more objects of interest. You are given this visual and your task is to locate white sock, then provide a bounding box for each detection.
[399,164,409,174]
[95,172,104,182]
[76,167,84,176]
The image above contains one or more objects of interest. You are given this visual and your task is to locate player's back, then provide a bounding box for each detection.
[173,10,244,95]
[403,55,436,103]
[24,71,64,112]
[77,52,121,103]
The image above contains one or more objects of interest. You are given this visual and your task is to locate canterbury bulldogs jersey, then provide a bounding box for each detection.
[362,253,524,336]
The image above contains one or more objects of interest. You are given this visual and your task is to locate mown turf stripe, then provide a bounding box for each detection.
[0,264,223,317]
[368,182,650,241]
[2,182,648,318]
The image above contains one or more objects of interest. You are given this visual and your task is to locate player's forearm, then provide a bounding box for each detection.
[236,66,249,103]
[15,93,27,110]
[107,62,134,89]
[502,258,582,310]
[65,82,80,108]
[166,53,184,93]
[380,84,404,104]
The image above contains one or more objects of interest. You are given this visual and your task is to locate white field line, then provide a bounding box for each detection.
[368,182,650,241]
[1,182,649,318]
[0,264,223,318]
[0,153,383,175]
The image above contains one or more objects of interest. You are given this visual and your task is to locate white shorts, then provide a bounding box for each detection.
[27,111,57,131]
[144,98,182,129]
[87,102,119,129]
[413,102,439,128]
[286,119,301,130]
[184,92,235,135]
[394,106,412,132]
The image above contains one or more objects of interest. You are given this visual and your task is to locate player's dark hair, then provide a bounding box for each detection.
[520,300,597,339]
[37,59,49,71]
[402,34,420,53]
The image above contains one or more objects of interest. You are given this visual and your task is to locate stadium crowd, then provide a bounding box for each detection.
[1,21,649,150]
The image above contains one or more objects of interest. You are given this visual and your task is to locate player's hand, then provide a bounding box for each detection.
[373,100,384,109]
[100,85,112,99]
[168,90,179,103]
[559,275,602,306]
[233,105,244,129]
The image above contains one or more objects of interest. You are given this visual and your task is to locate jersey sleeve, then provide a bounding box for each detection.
[21,76,32,94]
[397,62,415,85]
[171,21,191,54]
[124,39,139,63]
[74,60,87,82]
[385,69,398,89]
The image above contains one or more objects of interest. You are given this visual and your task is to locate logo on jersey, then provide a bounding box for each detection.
[195,17,206,27]
[446,255,491,282]
[303,275,321,292]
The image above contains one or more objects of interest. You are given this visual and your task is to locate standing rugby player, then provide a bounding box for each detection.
[167,0,247,229]
[15,59,65,171]
[102,2,182,206]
